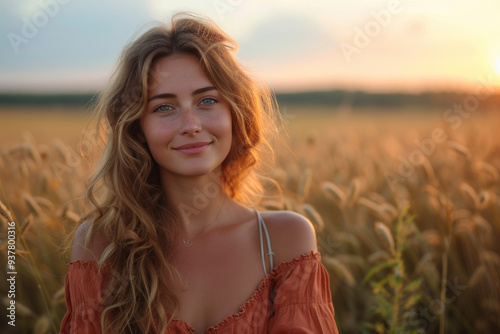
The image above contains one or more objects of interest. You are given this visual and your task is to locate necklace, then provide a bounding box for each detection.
[181,197,226,247]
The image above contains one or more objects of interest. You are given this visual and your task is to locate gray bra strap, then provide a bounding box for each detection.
[257,210,274,276]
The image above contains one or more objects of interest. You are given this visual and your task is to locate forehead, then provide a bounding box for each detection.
[148,53,213,95]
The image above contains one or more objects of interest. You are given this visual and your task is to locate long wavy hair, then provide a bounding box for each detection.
[79,12,278,333]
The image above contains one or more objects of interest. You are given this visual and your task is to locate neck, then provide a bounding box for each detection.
[160,168,228,236]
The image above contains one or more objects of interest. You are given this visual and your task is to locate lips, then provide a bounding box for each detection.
[174,142,211,150]
[173,141,212,155]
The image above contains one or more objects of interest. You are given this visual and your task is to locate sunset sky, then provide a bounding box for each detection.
[1,0,500,93]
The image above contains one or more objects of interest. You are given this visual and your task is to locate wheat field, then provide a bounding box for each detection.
[1,106,499,333]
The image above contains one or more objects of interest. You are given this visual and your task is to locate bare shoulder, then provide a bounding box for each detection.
[259,210,318,266]
[70,220,110,262]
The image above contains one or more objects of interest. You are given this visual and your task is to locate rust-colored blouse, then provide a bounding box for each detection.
[60,251,339,333]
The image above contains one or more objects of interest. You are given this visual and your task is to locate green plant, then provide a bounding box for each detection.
[362,206,423,334]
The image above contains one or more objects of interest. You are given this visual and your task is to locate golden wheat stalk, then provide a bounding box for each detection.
[33,196,55,211]
[38,143,50,162]
[322,181,347,209]
[422,229,442,247]
[426,195,443,214]
[453,220,473,237]
[421,184,440,197]
[477,191,491,210]
[57,203,70,218]
[52,286,66,305]
[420,156,437,185]
[379,203,398,222]
[480,250,500,267]
[449,209,471,222]
[262,200,284,211]
[472,214,493,235]
[367,192,386,205]
[336,232,361,253]
[64,210,82,225]
[468,265,486,287]
[1,298,34,317]
[475,161,499,182]
[302,203,324,231]
[367,250,391,264]
[23,193,43,218]
[347,179,360,206]
[322,256,356,287]
[459,182,480,210]
[6,143,26,156]
[374,221,395,256]
[18,161,29,178]
[53,139,69,161]
[33,316,51,334]
[414,253,434,275]
[336,254,366,270]
[39,172,49,194]
[298,168,312,200]
[446,141,472,160]
[283,198,295,211]
[0,199,14,222]
[358,197,393,223]
[20,214,33,237]
[25,142,42,165]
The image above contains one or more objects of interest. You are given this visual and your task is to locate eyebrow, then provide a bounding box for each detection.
[148,86,217,102]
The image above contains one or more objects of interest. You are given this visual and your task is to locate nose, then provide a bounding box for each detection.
[179,108,202,135]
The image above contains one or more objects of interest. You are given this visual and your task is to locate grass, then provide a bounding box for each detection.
[0,106,499,333]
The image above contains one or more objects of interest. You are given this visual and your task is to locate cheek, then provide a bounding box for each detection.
[204,110,232,141]
[221,117,232,141]
[141,120,175,145]
[216,111,232,141]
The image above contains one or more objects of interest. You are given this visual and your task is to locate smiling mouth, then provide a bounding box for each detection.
[174,142,211,149]
[173,142,212,155]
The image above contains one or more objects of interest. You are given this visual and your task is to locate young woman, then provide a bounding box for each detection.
[60,13,339,334]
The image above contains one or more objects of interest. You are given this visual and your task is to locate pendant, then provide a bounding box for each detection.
[182,238,193,247]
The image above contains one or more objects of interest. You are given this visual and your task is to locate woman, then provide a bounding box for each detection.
[60,12,339,334]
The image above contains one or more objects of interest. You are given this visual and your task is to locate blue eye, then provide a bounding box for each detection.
[200,98,218,106]
[153,104,174,113]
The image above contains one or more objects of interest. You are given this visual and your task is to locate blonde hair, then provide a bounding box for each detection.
[80,12,278,333]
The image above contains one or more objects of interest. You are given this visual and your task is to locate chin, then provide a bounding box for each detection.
[176,166,219,177]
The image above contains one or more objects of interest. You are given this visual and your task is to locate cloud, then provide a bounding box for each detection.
[0,1,152,88]
[238,14,336,65]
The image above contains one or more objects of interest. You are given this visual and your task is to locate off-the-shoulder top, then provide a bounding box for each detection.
[60,251,338,333]
[60,212,339,333]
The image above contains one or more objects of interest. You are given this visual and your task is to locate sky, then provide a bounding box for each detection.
[1,0,500,93]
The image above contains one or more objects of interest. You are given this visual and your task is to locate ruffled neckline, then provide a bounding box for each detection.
[68,250,322,333]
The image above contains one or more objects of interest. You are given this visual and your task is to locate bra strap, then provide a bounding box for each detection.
[257,210,274,276]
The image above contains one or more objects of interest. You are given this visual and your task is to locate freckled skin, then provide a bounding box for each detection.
[140,53,232,181]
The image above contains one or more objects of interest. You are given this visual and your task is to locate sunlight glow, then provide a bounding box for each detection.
[496,57,500,75]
